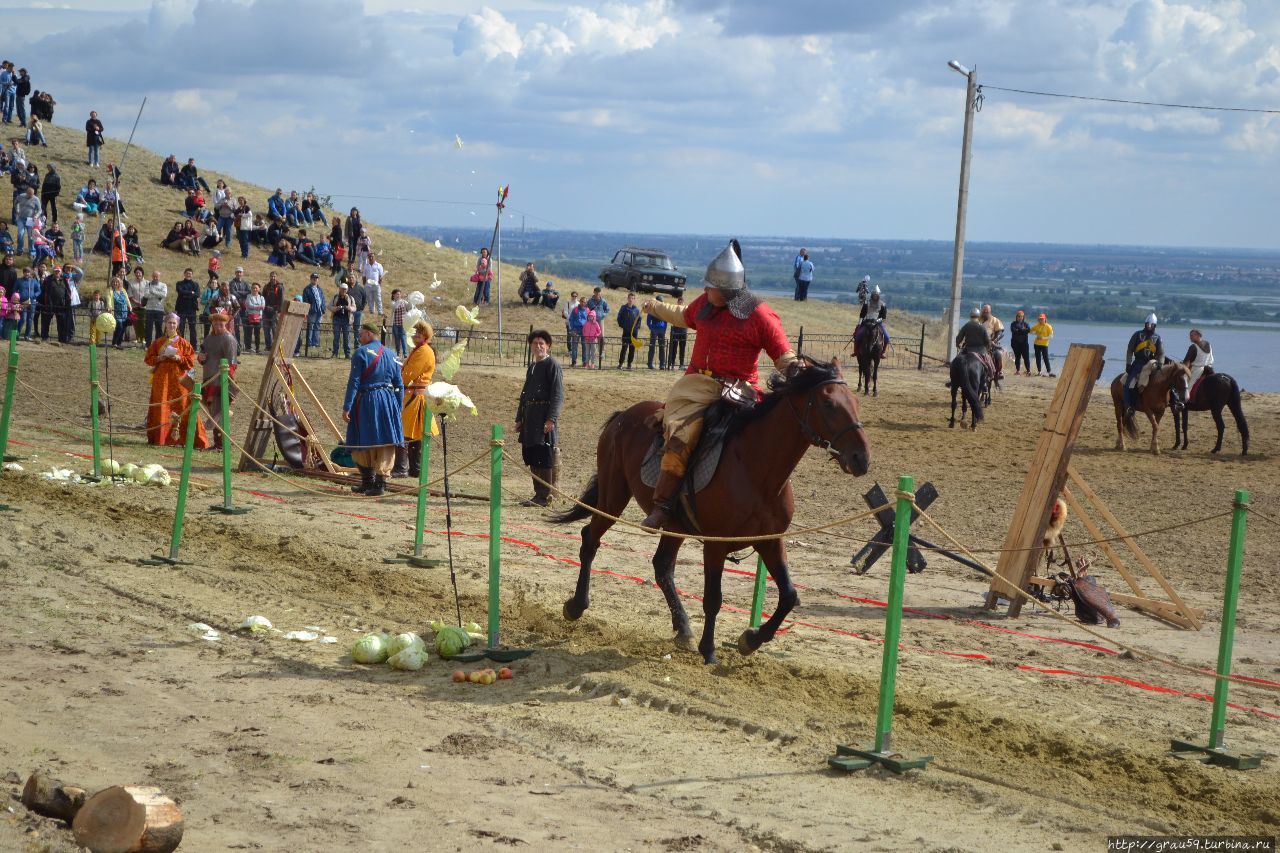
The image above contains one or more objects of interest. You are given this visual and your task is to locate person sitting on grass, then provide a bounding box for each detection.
[161,220,185,251]
[160,154,180,187]
[74,180,101,215]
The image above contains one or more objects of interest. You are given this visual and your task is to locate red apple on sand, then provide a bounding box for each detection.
[451,670,466,683]
[498,667,513,680]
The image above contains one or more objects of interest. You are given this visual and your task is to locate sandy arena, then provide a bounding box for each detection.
[2,342,1278,852]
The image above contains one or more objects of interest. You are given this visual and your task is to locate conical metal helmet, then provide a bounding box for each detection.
[703,240,746,292]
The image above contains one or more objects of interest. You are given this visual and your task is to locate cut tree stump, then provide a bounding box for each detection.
[72,785,185,853]
[21,771,87,822]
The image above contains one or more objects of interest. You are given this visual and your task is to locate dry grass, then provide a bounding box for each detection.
[18,121,944,344]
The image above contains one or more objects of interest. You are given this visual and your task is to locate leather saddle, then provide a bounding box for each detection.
[641,400,746,531]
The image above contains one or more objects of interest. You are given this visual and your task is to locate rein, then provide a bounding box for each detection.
[788,377,863,458]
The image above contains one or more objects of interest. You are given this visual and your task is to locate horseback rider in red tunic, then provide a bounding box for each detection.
[638,240,798,530]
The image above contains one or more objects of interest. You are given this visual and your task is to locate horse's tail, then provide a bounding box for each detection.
[962,360,984,422]
[550,473,598,524]
[1122,408,1139,439]
[1226,376,1250,448]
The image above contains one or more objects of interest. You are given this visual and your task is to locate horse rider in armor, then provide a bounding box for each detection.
[854,285,889,356]
[638,240,798,531]
[955,307,995,380]
[1174,328,1213,410]
[979,303,1004,380]
[1123,312,1164,418]
[856,274,871,305]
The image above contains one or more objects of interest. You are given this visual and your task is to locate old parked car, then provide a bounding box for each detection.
[598,247,686,298]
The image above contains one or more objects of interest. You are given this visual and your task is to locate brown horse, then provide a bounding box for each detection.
[1109,361,1190,455]
[553,358,871,664]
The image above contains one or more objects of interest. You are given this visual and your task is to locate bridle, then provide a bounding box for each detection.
[789,377,864,459]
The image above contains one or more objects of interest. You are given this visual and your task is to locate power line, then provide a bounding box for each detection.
[982,84,1280,115]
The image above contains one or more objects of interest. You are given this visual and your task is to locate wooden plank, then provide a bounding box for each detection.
[272,362,337,474]
[1005,346,1103,611]
[1108,593,1198,629]
[1067,466,1201,630]
[238,302,310,472]
[1061,486,1148,598]
[289,362,345,444]
[989,344,1105,614]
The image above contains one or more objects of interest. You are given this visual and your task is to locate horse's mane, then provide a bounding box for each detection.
[732,356,840,428]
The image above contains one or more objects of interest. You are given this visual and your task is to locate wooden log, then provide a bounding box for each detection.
[21,772,87,823]
[72,785,184,853]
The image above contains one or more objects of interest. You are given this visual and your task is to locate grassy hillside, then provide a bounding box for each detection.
[16,121,946,347]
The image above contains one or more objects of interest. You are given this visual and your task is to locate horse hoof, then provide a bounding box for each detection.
[702,652,718,666]
[563,599,586,621]
[673,632,695,651]
[1211,447,1221,454]
[948,421,955,429]
[737,629,759,657]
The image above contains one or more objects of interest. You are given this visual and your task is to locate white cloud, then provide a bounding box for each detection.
[983,103,1062,145]
[454,7,523,60]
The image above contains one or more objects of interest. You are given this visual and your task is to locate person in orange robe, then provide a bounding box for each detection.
[392,319,439,478]
[144,312,211,449]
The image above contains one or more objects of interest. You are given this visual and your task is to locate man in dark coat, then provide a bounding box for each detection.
[343,322,404,497]
[40,163,60,224]
[515,328,564,507]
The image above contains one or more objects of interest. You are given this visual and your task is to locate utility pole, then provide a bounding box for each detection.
[945,62,978,363]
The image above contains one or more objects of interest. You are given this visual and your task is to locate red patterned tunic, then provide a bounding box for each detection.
[681,294,791,387]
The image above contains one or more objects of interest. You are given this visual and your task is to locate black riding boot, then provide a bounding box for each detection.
[407,440,422,479]
[391,444,409,478]
[352,466,373,494]
[521,468,552,507]
[366,472,386,497]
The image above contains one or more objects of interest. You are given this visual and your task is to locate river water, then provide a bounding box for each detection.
[1040,321,1279,393]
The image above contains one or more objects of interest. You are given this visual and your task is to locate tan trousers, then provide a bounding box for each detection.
[659,373,722,475]
[352,446,396,476]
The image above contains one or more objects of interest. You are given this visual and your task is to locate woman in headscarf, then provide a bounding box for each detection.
[393,320,440,478]
[144,312,210,448]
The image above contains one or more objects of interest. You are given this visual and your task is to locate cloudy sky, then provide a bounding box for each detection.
[6,0,1280,248]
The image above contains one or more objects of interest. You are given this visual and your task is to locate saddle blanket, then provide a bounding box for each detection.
[641,432,724,494]
[1188,374,1207,405]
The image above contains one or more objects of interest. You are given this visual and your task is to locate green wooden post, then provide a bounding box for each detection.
[487,423,503,648]
[750,556,767,628]
[140,399,199,565]
[874,474,914,753]
[413,411,434,558]
[1,329,19,463]
[1170,489,1261,769]
[829,474,932,773]
[1209,488,1248,748]
[210,358,249,514]
[88,342,103,479]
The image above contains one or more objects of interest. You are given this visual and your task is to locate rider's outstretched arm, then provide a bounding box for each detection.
[642,299,688,328]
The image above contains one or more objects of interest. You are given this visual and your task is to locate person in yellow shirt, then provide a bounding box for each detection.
[1031,313,1054,376]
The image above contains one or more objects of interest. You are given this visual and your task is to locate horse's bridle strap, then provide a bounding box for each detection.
[791,378,863,452]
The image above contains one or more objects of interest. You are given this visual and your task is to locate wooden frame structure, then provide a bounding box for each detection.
[984,343,1200,628]
[238,300,347,475]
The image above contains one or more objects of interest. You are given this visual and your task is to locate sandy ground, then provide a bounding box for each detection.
[2,338,1279,852]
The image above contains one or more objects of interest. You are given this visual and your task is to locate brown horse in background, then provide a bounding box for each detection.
[553,358,871,664]
[1109,361,1190,455]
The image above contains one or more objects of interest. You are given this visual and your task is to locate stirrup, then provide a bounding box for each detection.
[641,501,673,530]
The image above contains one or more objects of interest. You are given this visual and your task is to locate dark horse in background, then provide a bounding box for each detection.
[948,351,985,430]
[854,321,885,396]
[553,358,871,664]
[1172,371,1250,455]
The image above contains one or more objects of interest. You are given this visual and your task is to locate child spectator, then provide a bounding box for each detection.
[207,250,220,283]
[44,219,64,258]
[70,213,84,261]
[582,308,602,369]
[389,288,409,356]
[87,289,106,344]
